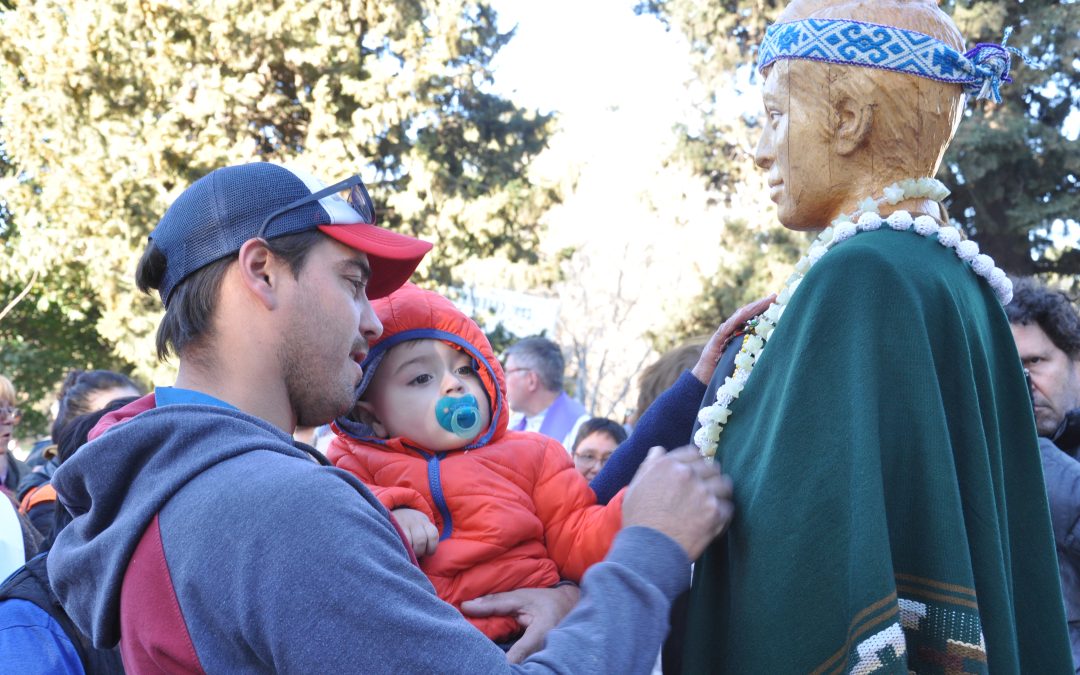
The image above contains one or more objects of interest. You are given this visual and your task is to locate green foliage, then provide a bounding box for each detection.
[0,272,134,435]
[482,321,518,358]
[640,0,1079,344]
[0,0,555,403]
[0,141,11,233]
[943,0,1080,275]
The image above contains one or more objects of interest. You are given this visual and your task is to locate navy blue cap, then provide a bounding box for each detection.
[149,163,431,306]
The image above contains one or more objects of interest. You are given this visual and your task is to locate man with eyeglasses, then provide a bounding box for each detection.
[504,336,591,449]
[47,162,734,672]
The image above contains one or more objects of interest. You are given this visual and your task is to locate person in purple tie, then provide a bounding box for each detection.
[504,337,590,449]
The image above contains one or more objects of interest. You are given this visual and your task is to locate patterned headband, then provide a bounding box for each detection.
[757,18,1021,103]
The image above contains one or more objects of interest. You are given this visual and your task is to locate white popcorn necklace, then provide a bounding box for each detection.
[694,178,1012,459]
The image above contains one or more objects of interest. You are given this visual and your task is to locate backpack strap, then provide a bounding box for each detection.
[19,483,57,514]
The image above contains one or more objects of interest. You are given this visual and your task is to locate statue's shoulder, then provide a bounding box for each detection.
[814,228,968,281]
[797,229,984,315]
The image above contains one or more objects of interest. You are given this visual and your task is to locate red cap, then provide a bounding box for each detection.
[318,223,433,299]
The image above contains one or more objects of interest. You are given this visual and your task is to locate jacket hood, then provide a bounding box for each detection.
[335,283,509,450]
[48,394,310,647]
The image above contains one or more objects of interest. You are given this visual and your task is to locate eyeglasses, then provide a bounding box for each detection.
[504,368,532,377]
[0,406,21,424]
[256,174,376,240]
[573,452,612,467]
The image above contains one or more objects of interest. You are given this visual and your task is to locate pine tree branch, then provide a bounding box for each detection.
[0,269,38,325]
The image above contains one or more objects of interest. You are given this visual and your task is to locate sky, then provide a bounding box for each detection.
[484,0,725,224]
[478,0,753,289]
[488,0,697,142]
[481,0,749,256]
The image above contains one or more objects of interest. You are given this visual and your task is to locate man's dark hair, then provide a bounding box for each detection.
[505,337,565,392]
[136,230,325,360]
[52,370,143,442]
[571,417,628,454]
[1005,277,1080,359]
[50,395,140,545]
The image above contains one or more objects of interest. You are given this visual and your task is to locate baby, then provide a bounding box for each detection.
[328,284,624,641]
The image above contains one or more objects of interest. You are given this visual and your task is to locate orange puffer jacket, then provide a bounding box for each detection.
[328,284,624,641]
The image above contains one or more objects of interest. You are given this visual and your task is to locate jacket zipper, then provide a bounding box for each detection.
[407,444,453,541]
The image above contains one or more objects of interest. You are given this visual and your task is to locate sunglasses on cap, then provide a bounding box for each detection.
[256,174,376,240]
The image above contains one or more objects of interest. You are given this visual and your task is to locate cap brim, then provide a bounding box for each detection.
[318,223,433,299]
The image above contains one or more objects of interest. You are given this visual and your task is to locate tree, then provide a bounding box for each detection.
[2,110,129,433]
[558,244,656,420]
[944,1,1080,275]
[0,272,134,435]
[660,215,808,350]
[0,0,556,394]
[638,0,1079,341]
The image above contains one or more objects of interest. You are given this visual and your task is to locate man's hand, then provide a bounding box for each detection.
[391,508,439,558]
[623,446,734,560]
[460,584,581,663]
[691,295,776,384]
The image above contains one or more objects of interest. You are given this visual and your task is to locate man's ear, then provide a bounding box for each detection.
[353,400,389,438]
[236,239,282,310]
[834,96,873,156]
[525,370,541,393]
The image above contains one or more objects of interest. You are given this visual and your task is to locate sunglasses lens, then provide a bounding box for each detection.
[348,182,375,224]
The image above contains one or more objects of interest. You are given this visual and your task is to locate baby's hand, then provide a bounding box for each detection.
[392,508,439,558]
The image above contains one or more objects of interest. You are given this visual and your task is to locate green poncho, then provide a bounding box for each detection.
[683,229,1072,673]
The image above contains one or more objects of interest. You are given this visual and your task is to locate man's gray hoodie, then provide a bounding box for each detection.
[48,394,689,673]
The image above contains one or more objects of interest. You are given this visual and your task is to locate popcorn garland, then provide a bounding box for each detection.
[694,178,1012,459]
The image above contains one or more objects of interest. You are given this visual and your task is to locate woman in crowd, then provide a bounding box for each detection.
[570,417,627,481]
[1,375,28,499]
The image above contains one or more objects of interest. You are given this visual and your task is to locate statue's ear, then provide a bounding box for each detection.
[834,96,873,156]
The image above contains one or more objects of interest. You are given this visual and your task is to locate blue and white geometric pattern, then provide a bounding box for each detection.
[758,19,1014,102]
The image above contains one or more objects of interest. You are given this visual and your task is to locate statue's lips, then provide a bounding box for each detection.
[768,180,784,201]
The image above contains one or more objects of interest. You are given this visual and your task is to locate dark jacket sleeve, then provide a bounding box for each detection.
[590,370,707,505]
[1038,437,1080,558]
[25,503,55,547]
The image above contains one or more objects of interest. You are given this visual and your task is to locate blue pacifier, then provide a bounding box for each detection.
[436,394,483,439]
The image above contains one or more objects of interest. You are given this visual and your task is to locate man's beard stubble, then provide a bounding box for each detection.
[278,331,359,428]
